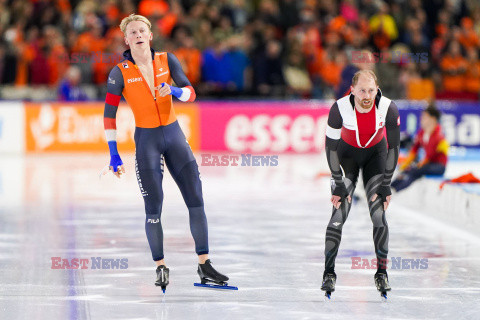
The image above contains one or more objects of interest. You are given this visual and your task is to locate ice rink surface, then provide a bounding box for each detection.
[1,153,480,320]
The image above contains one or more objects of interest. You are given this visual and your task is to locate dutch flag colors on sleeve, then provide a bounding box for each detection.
[169,84,196,102]
[104,66,125,160]
[104,92,121,156]
[178,85,196,102]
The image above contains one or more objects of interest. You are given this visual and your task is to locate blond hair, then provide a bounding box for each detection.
[119,14,152,34]
[352,69,378,86]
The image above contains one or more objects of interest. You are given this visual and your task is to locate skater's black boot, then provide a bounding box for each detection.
[375,272,391,299]
[321,271,336,299]
[155,265,169,293]
[198,259,229,285]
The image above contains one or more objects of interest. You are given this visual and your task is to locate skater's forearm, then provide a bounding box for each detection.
[384,101,400,187]
[325,102,345,188]
[383,146,399,187]
[167,53,196,102]
[326,144,345,188]
[104,66,124,174]
[104,66,124,154]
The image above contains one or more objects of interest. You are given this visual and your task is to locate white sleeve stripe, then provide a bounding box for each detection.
[178,87,191,102]
[105,129,117,142]
[326,125,341,140]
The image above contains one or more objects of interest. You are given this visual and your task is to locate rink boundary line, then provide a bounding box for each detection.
[394,203,480,243]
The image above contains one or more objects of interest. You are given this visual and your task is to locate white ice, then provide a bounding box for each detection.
[0,153,479,320]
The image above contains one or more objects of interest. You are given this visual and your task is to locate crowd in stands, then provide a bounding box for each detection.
[0,0,480,101]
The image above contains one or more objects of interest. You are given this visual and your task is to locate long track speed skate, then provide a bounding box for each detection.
[375,273,391,301]
[155,265,169,294]
[321,272,336,300]
[194,259,238,290]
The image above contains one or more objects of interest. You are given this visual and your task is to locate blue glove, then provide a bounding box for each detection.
[109,154,123,172]
[108,141,123,172]
[162,83,182,99]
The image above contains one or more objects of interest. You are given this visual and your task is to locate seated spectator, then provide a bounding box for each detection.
[440,41,467,92]
[223,35,250,93]
[283,51,312,97]
[392,104,448,192]
[458,17,480,51]
[58,66,88,101]
[464,48,480,96]
[252,39,285,96]
[319,48,346,97]
[174,35,202,86]
[369,2,398,50]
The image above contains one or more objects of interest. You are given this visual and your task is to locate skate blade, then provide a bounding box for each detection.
[194,283,238,290]
[324,291,332,301]
[380,292,388,301]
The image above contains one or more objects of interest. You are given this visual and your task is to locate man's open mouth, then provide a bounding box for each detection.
[136,41,144,44]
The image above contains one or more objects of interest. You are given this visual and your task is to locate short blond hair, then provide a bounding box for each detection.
[120,14,152,34]
[352,69,378,87]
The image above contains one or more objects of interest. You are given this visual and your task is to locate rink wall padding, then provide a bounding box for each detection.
[395,177,480,236]
[199,101,330,153]
[0,102,25,153]
[22,102,200,152]
[1,100,480,153]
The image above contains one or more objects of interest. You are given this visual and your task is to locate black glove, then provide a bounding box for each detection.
[332,183,349,200]
[375,185,392,202]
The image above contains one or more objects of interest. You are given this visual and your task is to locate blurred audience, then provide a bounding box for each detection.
[0,0,479,100]
[58,65,88,101]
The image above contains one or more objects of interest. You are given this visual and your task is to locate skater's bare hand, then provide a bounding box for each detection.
[109,165,125,178]
[370,194,391,211]
[331,195,351,209]
[156,83,171,97]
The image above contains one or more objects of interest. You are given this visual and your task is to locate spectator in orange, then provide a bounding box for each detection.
[431,25,450,65]
[155,1,181,37]
[458,17,480,51]
[464,48,480,95]
[440,41,467,92]
[45,26,68,85]
[320,48,346,90]
[138,0,169,17]
[92,30,125,85]
[72,16,105,54]
[4,23,34,86]
[174,35,202,85]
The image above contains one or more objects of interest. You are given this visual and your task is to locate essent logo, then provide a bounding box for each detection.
[127,77,143,83]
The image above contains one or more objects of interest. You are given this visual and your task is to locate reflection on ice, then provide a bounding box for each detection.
[0,154,479,319]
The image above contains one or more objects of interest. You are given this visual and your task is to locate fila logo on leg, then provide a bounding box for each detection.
[147,219,160,224]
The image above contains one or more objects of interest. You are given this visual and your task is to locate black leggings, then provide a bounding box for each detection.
[324,139,389,273]
[135,121,208,261]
